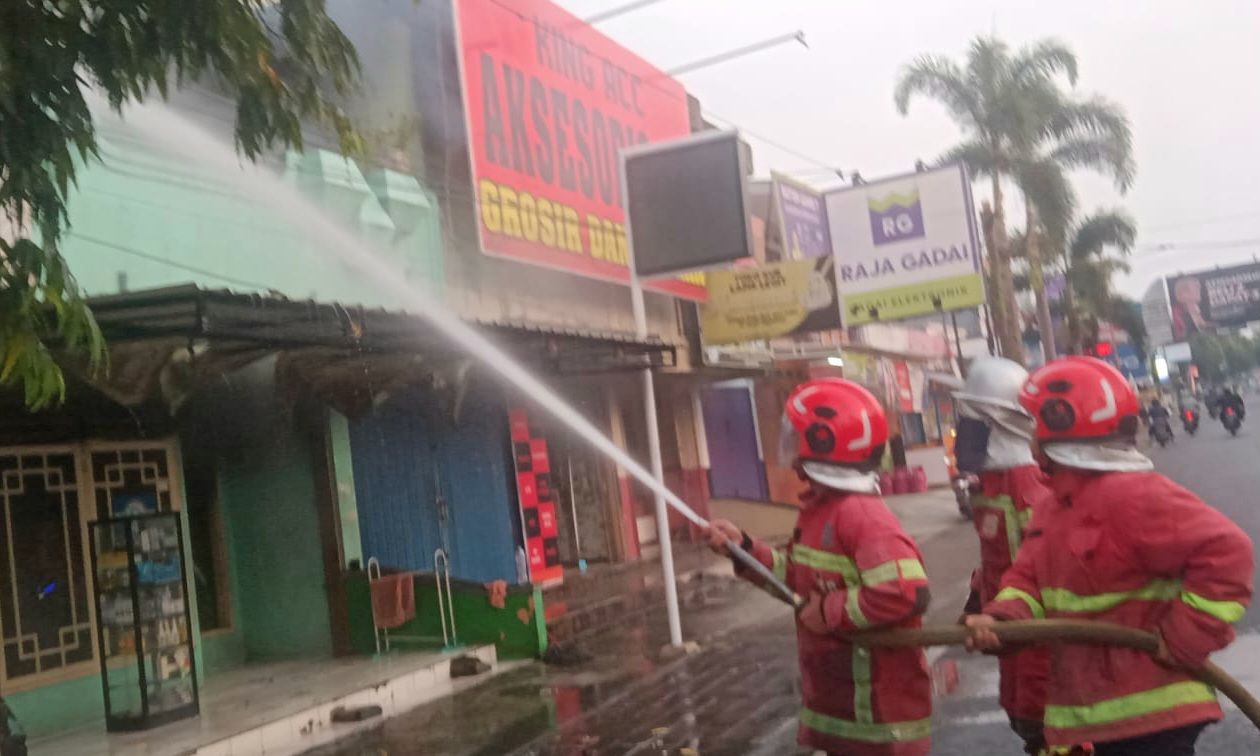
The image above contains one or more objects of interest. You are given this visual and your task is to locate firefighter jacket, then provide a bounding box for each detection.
[985,469,1254,749]
[737,488,933,756]
[970,465,1053,723]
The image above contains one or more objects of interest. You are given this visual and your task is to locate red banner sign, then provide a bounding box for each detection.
[509,408,564,585]
[455,0,705,300]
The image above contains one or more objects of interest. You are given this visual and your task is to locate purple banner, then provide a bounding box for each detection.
[773,175,833,260]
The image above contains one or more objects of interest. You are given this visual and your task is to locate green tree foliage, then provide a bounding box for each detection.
[1064,209,1138,352]
[895,37,1133,363]
[1191,332,1256,383]
[0,0,359,408]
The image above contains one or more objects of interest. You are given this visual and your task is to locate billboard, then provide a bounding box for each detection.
[771,172,833,260]
[824,164,985,325]
[454,0,703,299]
[1166,262,1260,340]
[622,130,751,278]
[700,258,840,345]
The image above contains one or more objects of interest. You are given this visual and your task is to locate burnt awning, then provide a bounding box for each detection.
[78,285,676,412]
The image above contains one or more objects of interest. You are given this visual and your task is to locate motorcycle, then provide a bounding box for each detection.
[1183,408,1200,435]
[1223,406,1243,436]
[951,474,974,520]
[1151,416,1174,447]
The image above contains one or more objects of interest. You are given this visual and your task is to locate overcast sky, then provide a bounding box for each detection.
[557,0,1260,298]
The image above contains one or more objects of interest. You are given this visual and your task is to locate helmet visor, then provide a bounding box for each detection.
[778,413,800,467]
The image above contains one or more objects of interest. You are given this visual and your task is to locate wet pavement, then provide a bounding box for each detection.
[312,490,978,756]
[311,577,804,756]
[315,421,1260,754]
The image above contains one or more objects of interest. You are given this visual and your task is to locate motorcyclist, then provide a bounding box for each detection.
[1180,399,1201,433]
[704,378,932,756]
[952,357,1052,754]
[1148,397,1173,441]
[1220,386,1246,421]
[966,357,1254,755]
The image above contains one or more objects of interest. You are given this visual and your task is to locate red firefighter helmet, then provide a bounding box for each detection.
[1018,356,1141,443]
[781,378,888,469]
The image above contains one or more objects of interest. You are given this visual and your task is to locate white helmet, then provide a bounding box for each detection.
[955,357,1030,417]
[953,357,1035,471]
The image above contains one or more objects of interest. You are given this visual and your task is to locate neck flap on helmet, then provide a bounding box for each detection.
[800,461,882,494]
[1043,440,1153,472]
[956,398,1036,471]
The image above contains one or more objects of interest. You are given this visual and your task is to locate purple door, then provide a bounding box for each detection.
[701,387,769,501]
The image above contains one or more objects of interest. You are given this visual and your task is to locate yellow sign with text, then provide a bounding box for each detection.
[701,260,835,345]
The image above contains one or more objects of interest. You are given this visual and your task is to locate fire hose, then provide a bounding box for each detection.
[726,548,1260,732]
[847,620,1260,732]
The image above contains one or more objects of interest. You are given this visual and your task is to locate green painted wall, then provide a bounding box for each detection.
[56,112,443,306]
[344,572,547,661]
[7,671,102,740]
[329,411,363,569]
[212,359,334,661]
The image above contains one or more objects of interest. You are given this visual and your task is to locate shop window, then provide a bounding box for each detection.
[182,451,231,632]
[900,412,928,447]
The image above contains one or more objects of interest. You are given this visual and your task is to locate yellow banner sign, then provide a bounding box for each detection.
[701,260,838,345]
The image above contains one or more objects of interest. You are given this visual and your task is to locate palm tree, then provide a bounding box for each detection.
[895,37,1134,364]
[1063,209,1137,352]
[1014,101,1133,359]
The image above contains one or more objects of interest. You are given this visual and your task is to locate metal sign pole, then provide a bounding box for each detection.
[622,157,684,648]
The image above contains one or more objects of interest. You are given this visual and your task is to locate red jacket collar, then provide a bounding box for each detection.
[1049,467,1104,503]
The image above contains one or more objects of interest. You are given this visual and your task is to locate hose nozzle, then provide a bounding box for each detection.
[724,538,803,609]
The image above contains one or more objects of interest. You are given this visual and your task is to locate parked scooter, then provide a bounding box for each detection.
[1183,407,1200,436]
[1223,405,1243,436]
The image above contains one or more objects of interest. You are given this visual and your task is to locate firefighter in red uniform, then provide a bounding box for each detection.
[967,356,1254,755]
[705,378,933,756]
[953,356,1053,754]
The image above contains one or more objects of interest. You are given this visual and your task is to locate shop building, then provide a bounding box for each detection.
[6,0,721,740]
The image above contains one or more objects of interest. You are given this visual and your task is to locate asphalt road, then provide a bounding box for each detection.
[321,410,1260,755]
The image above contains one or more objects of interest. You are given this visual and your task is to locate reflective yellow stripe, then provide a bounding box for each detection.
[852,646,873,723]
[859,558,927,586]
[994,586,1045,619]
[791,544,858,584]
[1182,590,1246,623]
[1044,681,1216,730]
[846,589,869,628]
[973,493,1023,560]
[1042,579,1180,614]
[800,708,931,743]
[770,548,787,582]
[860,561,899,585]
[898,558,928,581]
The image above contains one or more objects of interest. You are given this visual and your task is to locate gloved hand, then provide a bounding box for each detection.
[703,519,742,556]
[965,614,1002,652]
[797,591,830,635]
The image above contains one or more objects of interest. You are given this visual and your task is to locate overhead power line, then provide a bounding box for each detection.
[701,109,843,177]
[1136,237,1260,256]
[1141,210,1260,233]
[584,0,671,24]
[666,31,807,75]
